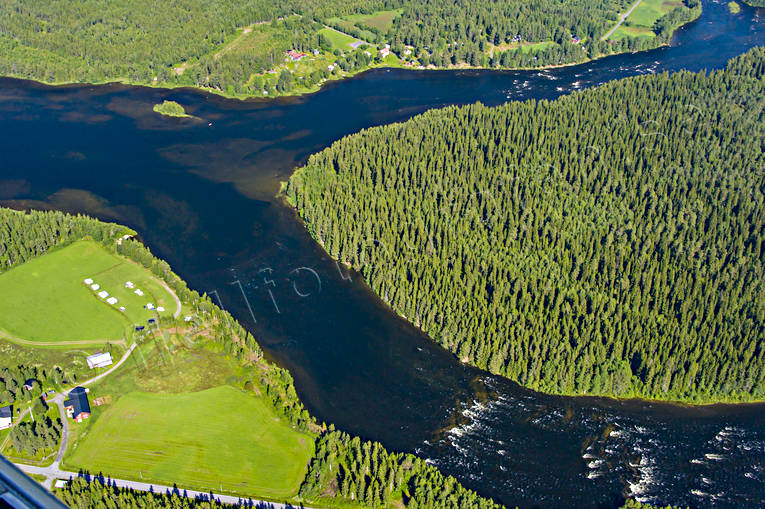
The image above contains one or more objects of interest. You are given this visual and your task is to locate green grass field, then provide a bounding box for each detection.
[65,386,314,498]
[625,0,684,28]
[492,40,557,54]
[0,240,175,345]
[318,27,359,50]
[347,10,401,31]
[611,25,657,39]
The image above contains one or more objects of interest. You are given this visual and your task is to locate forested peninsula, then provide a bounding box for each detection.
[0,207,500,509]
[286,48,765,404]
[0,0,701,99]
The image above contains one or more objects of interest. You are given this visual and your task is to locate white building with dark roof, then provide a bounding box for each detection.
[0,406,12,429]
[86,352,113,369]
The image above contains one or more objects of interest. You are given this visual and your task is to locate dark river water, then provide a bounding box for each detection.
[1,0,764,507]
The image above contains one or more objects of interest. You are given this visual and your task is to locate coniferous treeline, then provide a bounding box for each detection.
[287,48,765,403]
[57,477,235,508]
[9,410,61,457]
[301,430,501,509]
[0,0,281,84]
[0,208,130,272]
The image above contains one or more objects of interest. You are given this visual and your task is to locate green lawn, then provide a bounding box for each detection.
[519,40,557,53]
[0,240,175,345]
[611,25,657,39]
[345,9,402,32]
[65,386,314,499]
[318,27,358,50]
[625,0,684,28]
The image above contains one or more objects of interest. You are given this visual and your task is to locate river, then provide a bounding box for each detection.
[0,0,763,506]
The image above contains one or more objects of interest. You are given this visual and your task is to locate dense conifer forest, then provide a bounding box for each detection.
[287,48,765,403]
[0,0,700,96]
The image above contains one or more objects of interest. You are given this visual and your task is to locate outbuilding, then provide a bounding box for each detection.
[86,352,113,369]
[0,405,12,429]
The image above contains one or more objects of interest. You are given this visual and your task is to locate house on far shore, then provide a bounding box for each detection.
[64,387,91,422]
[86,352,113,369]
[286,49,307,62]
[0,405,12,429]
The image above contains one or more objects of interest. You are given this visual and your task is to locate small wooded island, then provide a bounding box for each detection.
[153,100,191,117]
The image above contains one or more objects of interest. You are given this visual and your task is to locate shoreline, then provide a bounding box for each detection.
[0,44,670,104]
[0,20,698,104]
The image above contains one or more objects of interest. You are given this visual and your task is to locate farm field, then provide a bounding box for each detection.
[344,9,401,31]
[625,0,684,28]
[493,40,558,54]
[327,9,401,42]
[64,385,315,499]
[318,27,360,50]
[0,240,175,345]
[611,24,657,39]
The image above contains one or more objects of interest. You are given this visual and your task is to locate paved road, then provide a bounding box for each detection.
[14,464,308,508]
[602,0,644,40]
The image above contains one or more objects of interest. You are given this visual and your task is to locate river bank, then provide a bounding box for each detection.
[0,5,704,103]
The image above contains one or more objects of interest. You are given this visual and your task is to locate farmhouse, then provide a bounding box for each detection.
[0,405,12,429]
[86,352,113,369]
[286,50,307,61]
[380,45,391,57]
[22,378,37,391]
[64,387,91,422]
